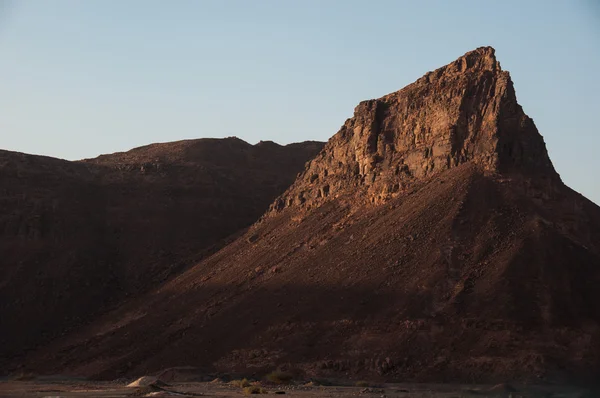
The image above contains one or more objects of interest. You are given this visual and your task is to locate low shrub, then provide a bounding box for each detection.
[265,370,293,384]
[243,386,268,394]
[230,378,251,388]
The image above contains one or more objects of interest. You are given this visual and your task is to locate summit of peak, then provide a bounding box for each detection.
[403,47,497,86]
[408,46,501,92]
[458,46,499,71]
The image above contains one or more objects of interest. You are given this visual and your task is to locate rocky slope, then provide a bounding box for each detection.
[16,48,600,383]
[0,138,323,368]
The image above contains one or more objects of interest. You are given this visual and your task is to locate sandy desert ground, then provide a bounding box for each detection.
[0,378,592,398]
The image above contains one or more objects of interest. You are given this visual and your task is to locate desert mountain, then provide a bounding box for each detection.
[0,138,324,368]
[16,47,600,383]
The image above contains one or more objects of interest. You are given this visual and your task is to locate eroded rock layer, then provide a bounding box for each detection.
[272,47,557,211]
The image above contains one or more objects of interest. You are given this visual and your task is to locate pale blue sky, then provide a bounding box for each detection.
[0,1,598,204]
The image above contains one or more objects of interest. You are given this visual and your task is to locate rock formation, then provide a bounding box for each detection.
[10,48,600,384]
[272,47,557,211]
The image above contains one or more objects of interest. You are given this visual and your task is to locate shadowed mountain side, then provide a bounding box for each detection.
[0,138,324,368]
[22,164,600,383]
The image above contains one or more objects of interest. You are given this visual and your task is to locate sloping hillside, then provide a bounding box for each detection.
[0,138,323,368]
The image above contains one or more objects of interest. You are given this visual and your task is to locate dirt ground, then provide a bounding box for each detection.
[0,379,590,398]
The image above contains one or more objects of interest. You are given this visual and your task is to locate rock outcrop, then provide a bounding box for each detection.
[272,47,558,211]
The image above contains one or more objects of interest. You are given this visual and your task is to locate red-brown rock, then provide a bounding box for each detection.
[271,47,557,212]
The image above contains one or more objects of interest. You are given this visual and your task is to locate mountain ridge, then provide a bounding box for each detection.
[0,137,324,368]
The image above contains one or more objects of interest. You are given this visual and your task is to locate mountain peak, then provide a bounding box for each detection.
[456,46,499,72]
[271,47,558,212]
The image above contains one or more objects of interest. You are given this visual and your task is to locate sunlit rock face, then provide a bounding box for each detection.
[271,47,557,211]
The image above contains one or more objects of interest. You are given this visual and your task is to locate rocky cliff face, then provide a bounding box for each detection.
[272,47,558,212]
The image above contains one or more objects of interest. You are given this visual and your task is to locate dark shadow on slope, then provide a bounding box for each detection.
[19,280,600,386]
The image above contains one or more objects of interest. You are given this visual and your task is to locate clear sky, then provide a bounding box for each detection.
[0,0,599,204]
